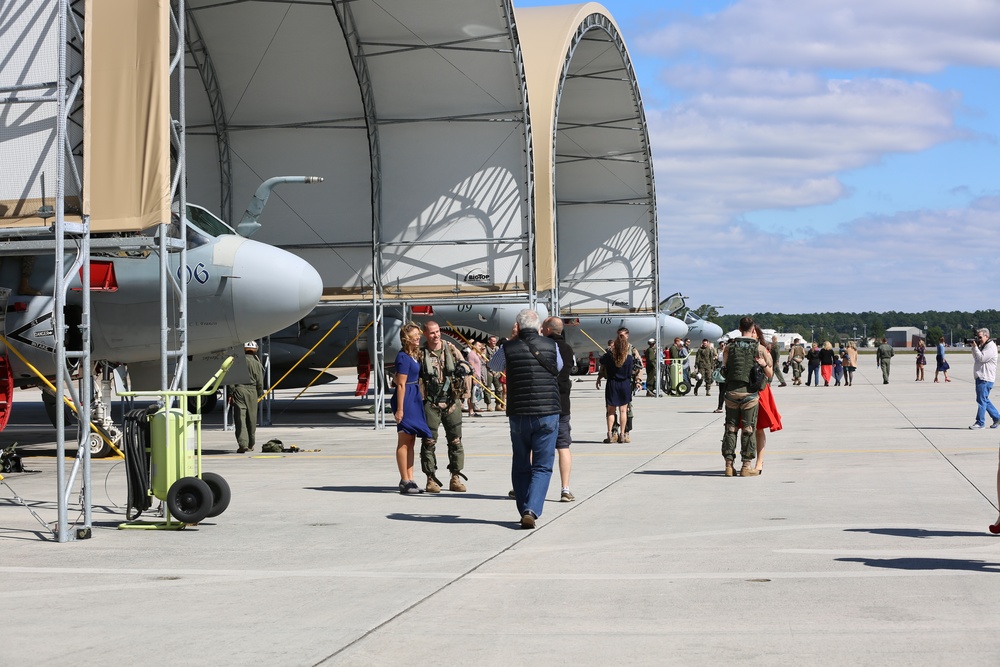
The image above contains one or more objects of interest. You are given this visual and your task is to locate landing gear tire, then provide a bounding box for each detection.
[89,432,113,458]
[166,476,214,524]
[675,382,691,396]
[201,472,231,518]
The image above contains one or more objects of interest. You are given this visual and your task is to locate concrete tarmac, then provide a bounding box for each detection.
[2,352,999,665]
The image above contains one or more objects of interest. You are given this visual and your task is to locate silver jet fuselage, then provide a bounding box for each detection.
[3,205,322,384]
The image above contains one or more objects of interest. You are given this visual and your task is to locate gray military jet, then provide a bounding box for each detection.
[0,178,323,454]
[267,301,688,393]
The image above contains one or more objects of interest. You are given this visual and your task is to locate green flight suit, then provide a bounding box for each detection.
[229,352,264,452]
[876,342,894,383]
[419,343,465,481]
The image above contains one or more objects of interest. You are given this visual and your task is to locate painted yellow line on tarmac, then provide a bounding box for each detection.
[203,446,998,461]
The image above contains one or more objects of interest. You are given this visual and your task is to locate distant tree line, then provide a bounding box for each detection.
[695,307,1000,346]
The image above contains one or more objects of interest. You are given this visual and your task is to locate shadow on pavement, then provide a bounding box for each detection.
[844,528,986,538]
[634,469,727,477]
[306,486,511,501]
[387,513,518,529]
[837,557,1000,572]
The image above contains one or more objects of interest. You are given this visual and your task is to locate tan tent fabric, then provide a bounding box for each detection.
[515,3,612,294]
[84,0,171,231]
[516,3,657,314]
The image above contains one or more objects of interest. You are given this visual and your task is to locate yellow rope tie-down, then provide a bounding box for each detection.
[290,320,373,402]
[0,334,123,457]
[577,326,608,354]
[258,319,344,403]
[444,321,504,406]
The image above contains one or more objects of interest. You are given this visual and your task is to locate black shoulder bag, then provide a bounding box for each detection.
[523,337,559,376]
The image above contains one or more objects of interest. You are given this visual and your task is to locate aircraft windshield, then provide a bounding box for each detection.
[186,205,236,238]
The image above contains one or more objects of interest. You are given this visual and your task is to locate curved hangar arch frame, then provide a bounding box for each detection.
[183,0,535,304]
[517,3,658,317]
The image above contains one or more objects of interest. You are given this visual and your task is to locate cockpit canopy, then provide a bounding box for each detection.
[154,203,238,249]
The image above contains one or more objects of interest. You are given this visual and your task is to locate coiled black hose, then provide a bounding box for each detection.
[123,406,156,520]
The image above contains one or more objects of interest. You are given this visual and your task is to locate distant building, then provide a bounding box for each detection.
[885,326,923,348]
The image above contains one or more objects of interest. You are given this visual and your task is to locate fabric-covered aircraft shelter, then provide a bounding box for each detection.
[183,0,534,302]
[182,0,657,312]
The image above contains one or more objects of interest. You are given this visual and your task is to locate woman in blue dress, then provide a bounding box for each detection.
[934,336,950,383]
[599,336,634,443]
[392,322,433,494]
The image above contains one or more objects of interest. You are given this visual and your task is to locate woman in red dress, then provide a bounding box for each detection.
[752,325,782,475]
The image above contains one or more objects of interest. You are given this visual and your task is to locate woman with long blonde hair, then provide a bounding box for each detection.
[843,340,859,386]
[391,322,433,494]
[819,341,836,386]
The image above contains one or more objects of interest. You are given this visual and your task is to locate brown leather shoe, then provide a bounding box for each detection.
[425,477,441,493]
[724,460,734,477]
[449,474,467,493]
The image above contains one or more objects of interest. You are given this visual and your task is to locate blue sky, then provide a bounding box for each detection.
[518,0,1000,314]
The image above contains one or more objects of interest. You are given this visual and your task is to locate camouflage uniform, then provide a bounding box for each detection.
[419,342,466,485]
[694,343,716,395]
[722,337,770,471]
[644,344,659,395]
[769,341,786,385]
[482,343,504,410]
[788,343,805,385]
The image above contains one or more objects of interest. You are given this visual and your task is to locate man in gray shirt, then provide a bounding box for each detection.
[969,328,999,429]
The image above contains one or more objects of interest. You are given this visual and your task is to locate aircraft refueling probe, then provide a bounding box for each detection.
[236,176,324,237]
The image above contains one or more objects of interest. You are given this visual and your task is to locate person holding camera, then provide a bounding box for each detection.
[969,328,1000,430]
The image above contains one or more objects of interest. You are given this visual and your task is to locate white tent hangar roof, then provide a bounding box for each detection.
[181,0,656,308]
[184,0,533,301]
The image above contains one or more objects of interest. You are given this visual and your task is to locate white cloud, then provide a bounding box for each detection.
[663,198,1000,312]
[648,78,965,223]
[631,0,999,312]
[661,66,823,96]
[638,0,1000,73]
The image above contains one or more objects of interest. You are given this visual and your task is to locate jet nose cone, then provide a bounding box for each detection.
[659,314,688,342]
[231,240,322,342]
[691,321,724,343]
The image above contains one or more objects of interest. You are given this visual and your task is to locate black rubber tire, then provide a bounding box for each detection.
[201,471,232,518]
[675,382,691,396]
[89,432,114,458]
[166,476,214,524]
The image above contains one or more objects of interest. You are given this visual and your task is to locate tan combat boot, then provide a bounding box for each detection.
[425,477,441,493]
[740,460,758,477]
[449,474,467,492]
[724,460,735,477]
